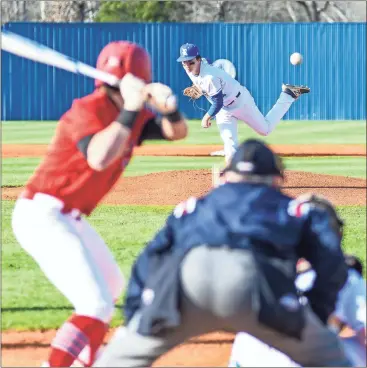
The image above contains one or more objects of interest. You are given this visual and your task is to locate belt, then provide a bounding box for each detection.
[19,190,82,220]
[226,91,241,107]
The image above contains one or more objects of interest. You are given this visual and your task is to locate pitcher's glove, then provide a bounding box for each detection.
[183,84,203,100]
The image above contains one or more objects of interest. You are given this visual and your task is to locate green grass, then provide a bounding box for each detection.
[283,157,367,179]
[2,120,366,145]
[1,201,172,330]
[1,200,365,331]
[1,121,59,144]
[2,156,366,187]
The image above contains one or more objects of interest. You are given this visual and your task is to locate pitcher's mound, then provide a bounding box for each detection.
[103,169,366,206]
[3,170,366,206]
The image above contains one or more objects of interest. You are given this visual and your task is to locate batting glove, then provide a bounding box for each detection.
[143,83,177,114]
[119,73,146,111]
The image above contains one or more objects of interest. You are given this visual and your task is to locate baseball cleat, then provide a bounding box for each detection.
[282,83,310,99]
[210,150,226,157]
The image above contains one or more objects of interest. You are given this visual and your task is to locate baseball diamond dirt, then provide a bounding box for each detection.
[1,143,366,367]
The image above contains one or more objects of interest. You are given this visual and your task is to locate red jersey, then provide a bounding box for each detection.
[24,89,154,215]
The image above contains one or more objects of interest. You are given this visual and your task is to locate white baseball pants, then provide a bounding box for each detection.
[229,332,365,367]
[215,87,295,162]
[11,193,125,324]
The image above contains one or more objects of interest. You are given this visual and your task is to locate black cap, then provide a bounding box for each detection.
[223,139,284,177]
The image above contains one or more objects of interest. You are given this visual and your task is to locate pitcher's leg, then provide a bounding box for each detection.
[236,90,295,136]
[216,111,239,164]
[264,92,295,132]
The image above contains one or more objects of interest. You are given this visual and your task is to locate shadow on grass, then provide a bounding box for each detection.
[3,338,235,349]
[2,338,235,349]
[2,304,123,312]
[2,342,51,348]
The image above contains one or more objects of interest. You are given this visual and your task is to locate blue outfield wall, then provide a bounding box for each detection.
[1,22,366,121]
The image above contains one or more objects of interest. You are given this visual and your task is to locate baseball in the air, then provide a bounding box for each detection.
[290,52,303,65]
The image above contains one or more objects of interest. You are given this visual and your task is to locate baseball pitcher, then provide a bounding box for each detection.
[178,43,310,163]
[11,41,188,367]
[95,139,350,367]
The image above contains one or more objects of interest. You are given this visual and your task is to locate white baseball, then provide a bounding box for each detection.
[290,52,303,65]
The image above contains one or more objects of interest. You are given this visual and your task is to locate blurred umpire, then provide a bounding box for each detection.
[95,139,351,367]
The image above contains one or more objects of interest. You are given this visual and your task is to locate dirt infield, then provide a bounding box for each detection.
[1,329,234,367]
[1,143,366,367]
[2,143,367,158]
[3,169,367,206]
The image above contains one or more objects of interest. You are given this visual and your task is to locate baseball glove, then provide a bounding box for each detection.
[183,84,203,100]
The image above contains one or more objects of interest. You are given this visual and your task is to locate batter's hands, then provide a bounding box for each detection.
[119,73,146,111]
[201,114,212,128]
[143,83,178,114]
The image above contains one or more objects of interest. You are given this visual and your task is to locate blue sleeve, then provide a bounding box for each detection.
[207,90,224,117]
[299,209,348,323]
[123,216,175,323]
[123,250,148,323]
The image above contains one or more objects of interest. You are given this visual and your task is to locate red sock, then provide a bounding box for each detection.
[48,314,108,367]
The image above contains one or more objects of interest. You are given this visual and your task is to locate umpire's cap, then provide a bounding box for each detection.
[223,139,284,178]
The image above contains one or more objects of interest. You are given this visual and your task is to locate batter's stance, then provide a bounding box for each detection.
[95,139,350,367]
[178,43,310,163]
[11,41,188,367]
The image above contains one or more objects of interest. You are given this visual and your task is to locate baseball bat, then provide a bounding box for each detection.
[1,30,119,87]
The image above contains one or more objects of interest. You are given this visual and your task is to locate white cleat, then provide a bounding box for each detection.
[210,150,225,157]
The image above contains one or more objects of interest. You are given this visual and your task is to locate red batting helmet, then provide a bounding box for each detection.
[95,41,152,87]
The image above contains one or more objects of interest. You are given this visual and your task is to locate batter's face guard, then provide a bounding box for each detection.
[95,41,152,88]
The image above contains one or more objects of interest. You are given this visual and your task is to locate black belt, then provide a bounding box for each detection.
[227,91,241,107]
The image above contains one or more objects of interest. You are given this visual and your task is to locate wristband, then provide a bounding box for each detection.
[164,110,182,124]
[116,109,139,130]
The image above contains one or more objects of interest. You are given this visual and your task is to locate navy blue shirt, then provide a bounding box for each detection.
[125,183,347,323]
